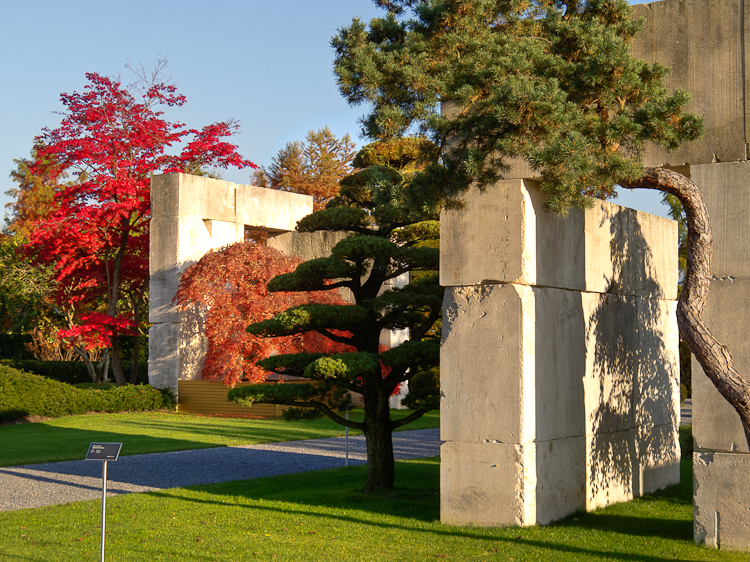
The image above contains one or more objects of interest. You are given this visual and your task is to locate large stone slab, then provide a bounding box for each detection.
[440,284,535,445]
[440,180,678,300]
[441,441,537,527]
[694,451,750,552]
[440,281,679,526]
[691,162,750,279]
[633,0,749,167]
[692,278,750,454]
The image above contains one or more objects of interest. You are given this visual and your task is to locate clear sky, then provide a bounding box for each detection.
[0,0,666,222]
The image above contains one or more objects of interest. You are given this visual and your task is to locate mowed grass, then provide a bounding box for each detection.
[0,409,440,467]
[1,454,746,561]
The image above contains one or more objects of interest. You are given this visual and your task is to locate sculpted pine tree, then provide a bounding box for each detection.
[229,138,442,491]
[333,0,750,446]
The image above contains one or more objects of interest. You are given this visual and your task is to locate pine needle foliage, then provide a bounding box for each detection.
[232,138,442,491]
[332,0,703,214]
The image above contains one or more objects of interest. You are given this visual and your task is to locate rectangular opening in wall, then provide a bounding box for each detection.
[244,226,268,245]
[244,226,288,245]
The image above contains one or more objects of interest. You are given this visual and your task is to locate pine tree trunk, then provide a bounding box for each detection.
[625,167,750,448]
[361,380,395,492]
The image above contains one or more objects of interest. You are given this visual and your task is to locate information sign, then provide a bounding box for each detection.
[86,442,122,461]
[85,442,122,562]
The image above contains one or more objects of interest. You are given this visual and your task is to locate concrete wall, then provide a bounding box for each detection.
[148,173,314,394]
[630,0,750,551]
[688,162,750,551]
[440,179,680,526]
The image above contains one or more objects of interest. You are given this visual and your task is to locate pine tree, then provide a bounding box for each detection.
[332,0,750,447]
[230,138,442,491]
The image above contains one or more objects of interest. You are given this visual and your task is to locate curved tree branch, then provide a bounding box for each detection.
[622,167,750,448]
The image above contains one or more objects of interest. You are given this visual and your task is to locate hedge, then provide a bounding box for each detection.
[0,334,35,360]
[0,365,174,422]
[0,360,148,385]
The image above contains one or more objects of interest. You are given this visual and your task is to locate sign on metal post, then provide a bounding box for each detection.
[86,443,122,562]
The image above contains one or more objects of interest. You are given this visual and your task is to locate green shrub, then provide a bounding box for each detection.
[0,365,174,422]
[282,406,324,421]
[401,368,440,411]
[0,334,34,360]
[0,359,148,385]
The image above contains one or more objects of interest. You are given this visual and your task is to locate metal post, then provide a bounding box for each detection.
[100,460,107,562]
[345,408,349,468]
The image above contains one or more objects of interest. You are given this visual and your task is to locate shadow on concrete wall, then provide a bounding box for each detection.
[533,204,678,523]
[585,207,677,506]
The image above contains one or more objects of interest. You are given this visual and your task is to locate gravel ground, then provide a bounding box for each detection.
[0,429,440,512]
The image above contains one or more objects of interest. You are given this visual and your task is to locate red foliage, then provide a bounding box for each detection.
[174,242,351,386]
[26,70,255,353]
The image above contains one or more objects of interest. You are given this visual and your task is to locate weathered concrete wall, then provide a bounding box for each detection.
[687,162,750,551]
[629,0,750,551]
[632,0,749,168]
[440,179,680,526]
[149,173,314,394]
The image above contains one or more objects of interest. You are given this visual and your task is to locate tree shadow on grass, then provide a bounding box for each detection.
[140,457,701,562]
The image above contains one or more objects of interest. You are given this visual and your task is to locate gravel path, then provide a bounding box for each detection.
[0,429,440,512]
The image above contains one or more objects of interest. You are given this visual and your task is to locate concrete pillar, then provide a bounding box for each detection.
[148,173,314,395]
[689,162,750,551]
[439,179,680,526]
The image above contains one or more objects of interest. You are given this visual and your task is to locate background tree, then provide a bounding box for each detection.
[25,60,255,386]
[5,145,67,242]
[255,127,356,210]
[230,138,442,491]
[333,0,750,446]
[174,242,351,387]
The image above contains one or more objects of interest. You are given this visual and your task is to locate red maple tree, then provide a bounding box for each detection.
[174,242,353,387]
[26,63,255,385]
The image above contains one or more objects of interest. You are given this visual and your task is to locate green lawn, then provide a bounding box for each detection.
[0,409,440,467]
[0,454,745,561]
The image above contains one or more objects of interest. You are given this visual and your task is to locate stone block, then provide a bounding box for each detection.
[268,230,348,261]
[535,436,586,525]
[693,278,750,454]
[178,310,207,382]
[151,173,236,220]
[691,162,750,279]
[440,180,677,299]
[149,272,181,324]
[148,323,180,391]
[149,217,182,276]
[151,173,181,217]
[581,293,637,436]
[532,287,586,442]
[441,284,534,445]
[636,423,680,496]
[441,441,536,527]
[236,184,313,232]
[694,451,750,552]
[633,0,748,167]
[440,181,533,287]
[586,429,636,511]
[635,298,680,429]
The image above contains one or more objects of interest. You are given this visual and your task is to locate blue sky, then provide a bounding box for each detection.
[0,0,666,221]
